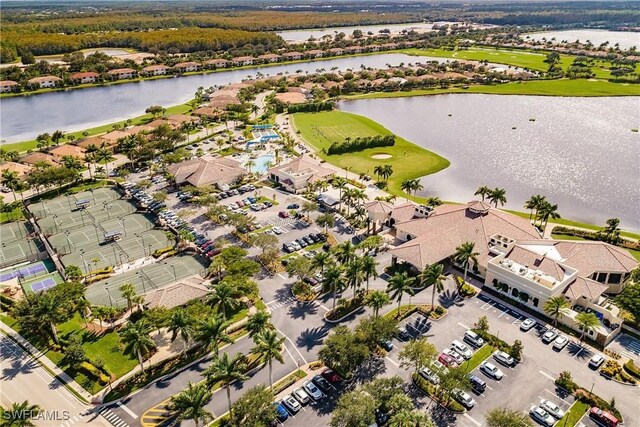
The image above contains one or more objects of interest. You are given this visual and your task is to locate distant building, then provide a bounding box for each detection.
[141,64,170,76]
[21,152,58,166]
[282,51,303,61]
[167,157,246,188]
[0,80,19,93]
[27,76,62,88]
[49,144,87,162]
[232,56,256,66]
[0,162,32,179]
[258,53,281,63]
[268,156,335,193]
[108,68,137,80]
[173,62,201,73]
[204,58,230,69]
[306,49,324,58]
[327,48,345,56]
[69,72,99,84]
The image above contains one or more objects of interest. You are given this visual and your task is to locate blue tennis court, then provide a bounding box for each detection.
[30,277,56,292]
[0,261,47,282]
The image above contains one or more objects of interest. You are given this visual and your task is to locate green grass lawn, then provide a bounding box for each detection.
[557,401,589,427]
[463,344,493,372]
[292,110,450,199]
[0,207,25,224]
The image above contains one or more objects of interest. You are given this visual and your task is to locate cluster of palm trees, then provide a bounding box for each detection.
[543,296,600,343]
[400,178,424,199]
[373,164,394,183]
[523,194,561,232]
[474,185,507,207]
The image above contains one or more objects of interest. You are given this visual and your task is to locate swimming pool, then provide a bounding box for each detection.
[253,154,276,173]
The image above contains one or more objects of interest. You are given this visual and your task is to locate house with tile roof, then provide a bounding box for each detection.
[141,64,170,76]
[21,152,58,166]
[27,76,62,88]
[0,162,32,179]
[69,72,99,84]
[167,157,245,188]
[0,80,19,93]
[268,156,335,193]
[49,144,86,162]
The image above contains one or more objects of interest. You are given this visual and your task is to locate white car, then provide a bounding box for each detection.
[552,335,569,350]
[589,354,605,369]
[542,330,558,343]
[453,389,475,409]
[292,387,310,405]
[520,318,537,331]
[281,395,301,414]
[480,361,504,380]
[272,226,284,235]
[530,405,555,426]
[451,340,473,359]
[443,348,465,365]
[419,367,440,385]
[540,399,565,419]
[493,350,515,367]
[303,380,324,401]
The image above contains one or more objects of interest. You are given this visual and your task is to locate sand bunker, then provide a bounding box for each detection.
[371,154,392,159]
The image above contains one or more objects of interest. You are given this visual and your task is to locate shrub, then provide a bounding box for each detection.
[291,281,317,301]
[152,246,175,258]
[287,101,334,114]
[412,373,465,413]
[555,371,578,393]
[327,135,395,155]
[623,360,640,379]
[326,292,369,321]
[459,284,476,298]
[430,305,446,319]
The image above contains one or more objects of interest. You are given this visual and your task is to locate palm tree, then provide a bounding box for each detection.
[168,309,194,353]
[575,312,600,344]
[208,256,225,280]
[301,201,318,221]
[365,290,390,317]
[381,165,393,182]
[362,255,378,291]
[121,320,155,373]
[1,170,20,201]
[246,310,273,337]
[452,242,479,285]
[119,282,137,310]
[1,401,41,427]
[474,186,491,202]
[208,281,240,320]
[322,265,345,310]
[168,382,213,427]
[312,251,332,274]
[245,159,256,174]
[251,330,285,390]
[373,165,385,182]
[544,296,570,327]
[33,292,67,344]
[537,201,561,233]
[333,241,356,264]
[524,194,546,221]
[95,146,115,177]
[387,272,415,315]
[195,315,232,354]
[345,259,365,298]
[332,177,347,211]
[488,187,507,207]
[204,352,249,419]
[602,218,621,244]
[420,263,446,311]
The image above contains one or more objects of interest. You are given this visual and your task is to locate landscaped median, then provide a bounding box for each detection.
[381,304,447,324]
[556,401,590,427]
[411,372,465,413]
[324,291,372,322]
[555,371,624,422]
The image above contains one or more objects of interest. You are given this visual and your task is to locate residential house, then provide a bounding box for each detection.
[167,157,245,188]
[75,136,107,149]
[141,64,170,76]
[306,49,324,58]
[49,144,87,162]
[268,156,335,193]
[173,62,201,73]
[369,45,381,52]
[100,130,131,148]
[258,53,281,63]
[232,56,256,66]
[327,48,345,56]
[166,114,198,129]
[27,76,62,88]
[193,106,221,119]
[282,51,303,61]
[204,58,230,69]
[344,46,363,55]
[69,72,99,84]
[274,91,308,104]
[21,152,58,166]
[0,81,19,93]
[108,68,137,80]
[0,162,32,179]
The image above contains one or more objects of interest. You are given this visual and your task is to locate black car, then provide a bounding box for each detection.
[287,203,299,209]
[295,238,308,248]
[312,375,332,393]
[302,236,314,245]
[264,201,273,208]
[282,243,294,253]
[375,409,390,426]
[307,234,319,243]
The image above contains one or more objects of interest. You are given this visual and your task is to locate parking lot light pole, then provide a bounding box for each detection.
[164,262,177,280]
[104,284,113,308]
[111,243,118,267]
[120,217,126,236]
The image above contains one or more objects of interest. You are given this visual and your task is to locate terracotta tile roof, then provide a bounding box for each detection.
[552,241,638,275]
[108,68,136,75]
[144,280,209,309]
[504,245,567,281]
[142,64,169,72]
[101,130,130,143]
[75,136,106,149]
[563,276,608,301]
[307,50,324,55]
[167,114,197,125]
[167,157,245,187]
[233,56,256,62]
[21,152,58,165]
[70,72,99,79]
[28,76,62,84]
[49,144,86,158]
[0,80,18,87]
[258,53,281,60]
[274,92,307,104]
[204,59,229,65]
[174,62,200,68]
[282,51,303,57]
[0,161,32,178]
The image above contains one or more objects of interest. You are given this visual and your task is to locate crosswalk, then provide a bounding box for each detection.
[59,415,81,427]
[98,406,130,427]
[268,295,297,310]
[265,218,298,228]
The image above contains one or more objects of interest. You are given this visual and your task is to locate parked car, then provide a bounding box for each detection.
[540,399,565,419]
[589,407,619,427]
[493,350,515,367]
[520,318,537,331]
[542,330,558,343]
[312,375,332,393]
[530,406,555,426]
[287,204,299,209]
[380,339,394,351]
[438,353,458,368]
[443,348,464,365]
[453,390,475,409]
[375,409,390,426]
[464,330,485,348]
[451,340,473,359]
[302,380,324,401]
[321,368,341,384]
[419,367,440,385]
[396,327,411,341]
[295,238,308,248]
[281,395,301,414]
[552,335,569,351]
[468,374,486,394]
[272,227,284,235]
[480,361,504,380]
[292,387,310,405]
[589,354,606,369]
[273,403,289,421]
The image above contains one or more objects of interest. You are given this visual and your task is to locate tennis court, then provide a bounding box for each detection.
[38,200,136,236]
[0,260,47,282]
[85,255,208,307]
[30,277,56,292]
[0,221,31,244]
[0,239,44,269]
[29,187,120,219]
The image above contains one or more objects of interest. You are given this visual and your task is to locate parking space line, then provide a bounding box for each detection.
[457,322,470,329]
[385,356,399,367]
[573,347,586,358]
[463,413,482,427]
[539,370,556,381]
[278,274,287,279]
[543,389,571,406]
[485,385,493,390]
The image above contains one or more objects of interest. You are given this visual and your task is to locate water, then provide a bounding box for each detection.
[1,53,433,143]
[524,30,640,50]
[254,154,276,173]
[339,95,640,231]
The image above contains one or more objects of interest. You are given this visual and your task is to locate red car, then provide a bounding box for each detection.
[438,353,459,368]
[278,211,289,218]
[589,407,619,427]
[321,368,341,384]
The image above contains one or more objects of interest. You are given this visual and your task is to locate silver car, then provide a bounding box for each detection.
[303,380,324,401]
[480,361,504,380]
[292,387,310,405]
[540,399,565,419]
[453,389,475,409]
[530,405,555,426]
[281,395,301,414]
[520,318,537,331]
[552,335,569,351]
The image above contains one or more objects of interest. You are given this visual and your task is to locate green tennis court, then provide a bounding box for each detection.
[0,239,44,269]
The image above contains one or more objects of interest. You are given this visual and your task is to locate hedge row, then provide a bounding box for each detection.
[552,226,639,250]
[287,101,334,114]
[327,135,395,155]
[152,246,175,258]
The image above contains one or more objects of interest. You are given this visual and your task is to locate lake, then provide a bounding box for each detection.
[339,95,640,231]
[0,53,434,143]
[524,30,640,50]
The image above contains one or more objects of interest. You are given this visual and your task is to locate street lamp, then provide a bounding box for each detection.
[119,217,126,237]
[119,252,126,267]
[136,272,147,293]
[104,284,113,308]
[79,249,88,275]
[164,262,177,280]
[94,225,101,242]
[52,214,60,234]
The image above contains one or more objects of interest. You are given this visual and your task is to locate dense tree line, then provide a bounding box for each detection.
[286,101,335,114]
[327,135,395,155]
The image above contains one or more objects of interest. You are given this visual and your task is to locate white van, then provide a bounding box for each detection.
[451,340,473,359]
[464,330,485,348]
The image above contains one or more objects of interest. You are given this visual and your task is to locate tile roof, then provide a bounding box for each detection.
[21,152,58,165]
[504,245,567,281]
[552,240,638,275]
[269,155,335,179]
[144,280,209,309]
[0,80,18,86]
[0,161,32,178]
[28,76,62,83]
[167,157,245,187]
[563,276,608,301]
[49,144,86,157]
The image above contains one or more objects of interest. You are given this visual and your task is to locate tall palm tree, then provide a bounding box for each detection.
[312,251,332,274]
[361,255,378,291]
[575,312,600,343]
[119,282,138,310]
[121,320,155,373]
[345,259,365,298]
[245,159,256,174]
[488,187,507,207]
[333,241,356,264]
[33,292,67,344]
[373,165,385,182]
[246,310,273,338]
[452,242,479,285]
[301,201,318,221]
[250,330,285,390]
[195,315,232,355]
[204,352,249,419]
[602,218,621,244]
[537,201,561,233]
[1,401,41,427]
[1,170,20,201]
[168,382,213,427]
[332,177,348,211]
[95,146,115,177]
[168,309,195,353]
[387,272,415,315]
[420,263,446,311]
[410,179,424,198]
[365,290,391,317]
[208,281,240,320]
[544,296,570,327]
[381,165,393,182]
[524,194,546,221]
[322,265,345,310]
[474,186,491,202]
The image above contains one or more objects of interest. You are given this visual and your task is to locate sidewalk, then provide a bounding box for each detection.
[0,320,93,402]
